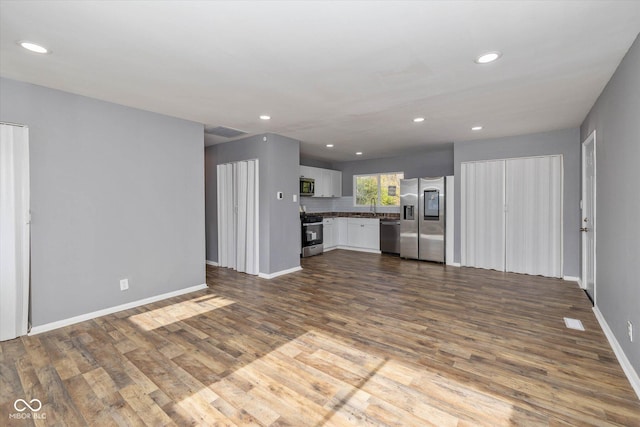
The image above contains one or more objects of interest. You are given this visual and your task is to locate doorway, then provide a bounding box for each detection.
[0,123,30,341]
[581,131,596,303]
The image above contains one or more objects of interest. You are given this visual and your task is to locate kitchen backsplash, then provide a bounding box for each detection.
[300,196,400,214]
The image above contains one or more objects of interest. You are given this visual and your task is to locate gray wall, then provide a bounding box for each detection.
[334,145,454,196]
[205,133,300,275]
[299,157,333,169]
[581,35,640,373]
[0,77,205,327]
[453,128,581,278]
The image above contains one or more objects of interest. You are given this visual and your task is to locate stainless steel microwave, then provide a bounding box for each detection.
[300,177,315,197]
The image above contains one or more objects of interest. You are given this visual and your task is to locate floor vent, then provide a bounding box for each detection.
[564,317,585,331]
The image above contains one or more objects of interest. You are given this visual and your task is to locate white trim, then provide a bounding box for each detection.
[323,246,338,252]
[258,266,302,279]
[563,276,580,282]
[335,245,381,254]
[593,306,640,399]
[581,130,597,300]
[449,262,461,267]
[206,260,219,266]
[29,284,208,335]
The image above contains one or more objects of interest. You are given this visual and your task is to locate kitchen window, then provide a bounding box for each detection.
[354,172,404,206]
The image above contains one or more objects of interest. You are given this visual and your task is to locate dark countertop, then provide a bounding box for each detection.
[314,212,400,219]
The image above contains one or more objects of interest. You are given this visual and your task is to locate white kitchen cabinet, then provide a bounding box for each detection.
[337,218,348,246]
[299,165,342,198]
[323,218,337,250]
[330,169,342,197]
[300,165,320,182]
[346,218,380,252]
[320,169,332,197]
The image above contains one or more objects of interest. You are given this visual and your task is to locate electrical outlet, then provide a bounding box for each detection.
[120,278,129,291]
[628,321,633,342]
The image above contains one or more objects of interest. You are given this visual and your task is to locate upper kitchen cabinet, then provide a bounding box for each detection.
[320,169,342,198]
[299,165,320,182]
[300,165,342,198]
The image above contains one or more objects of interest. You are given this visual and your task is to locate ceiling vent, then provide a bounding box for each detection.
[205,126,248,138]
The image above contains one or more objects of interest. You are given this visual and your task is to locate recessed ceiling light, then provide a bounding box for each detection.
[472,126,483,131]
[19,41,49,54]
[413,117,425,123]
[259,115,271,120]
[326,144,334,148]
[355,152,363,156]
[475,51,501,64]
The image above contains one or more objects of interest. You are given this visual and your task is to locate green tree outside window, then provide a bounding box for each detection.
[354,172,404,206]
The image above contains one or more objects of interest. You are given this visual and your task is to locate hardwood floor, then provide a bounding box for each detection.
[2,250,639,426]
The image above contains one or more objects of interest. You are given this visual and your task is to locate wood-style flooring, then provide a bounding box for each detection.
[1,250,639,426]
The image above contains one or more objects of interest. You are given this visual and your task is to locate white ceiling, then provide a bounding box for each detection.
[1,1,639,162]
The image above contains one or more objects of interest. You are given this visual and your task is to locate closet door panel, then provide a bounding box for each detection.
[245,160,259,275]
[505,156,562,277]
[235,161,248,273]
[217,163,236,269]
[461,160,505,271]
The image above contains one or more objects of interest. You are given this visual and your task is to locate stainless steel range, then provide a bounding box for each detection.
[301,214,323,257]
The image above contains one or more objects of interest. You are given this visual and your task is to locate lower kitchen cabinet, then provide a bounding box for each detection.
[337,218,348,247]
[323,218,338,250]
[347,218,380,251]
[324,217,380,253]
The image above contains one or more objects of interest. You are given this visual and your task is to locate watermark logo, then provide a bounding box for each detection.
[14,399,42,412]
[9,398,46,420]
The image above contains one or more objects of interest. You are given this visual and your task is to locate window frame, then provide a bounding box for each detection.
[353,171,404,207]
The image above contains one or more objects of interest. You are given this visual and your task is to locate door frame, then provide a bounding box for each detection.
[581,130,596,302]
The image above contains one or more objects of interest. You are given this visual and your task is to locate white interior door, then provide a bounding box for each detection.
[461,160,505,271]
[581,132,596,301]
[0,123,30,341]
[505,156,563,277]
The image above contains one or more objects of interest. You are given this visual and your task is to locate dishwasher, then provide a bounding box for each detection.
[380,220,400,255]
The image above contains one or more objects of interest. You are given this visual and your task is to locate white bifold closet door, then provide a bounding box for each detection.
[461,155,563,278]
[461,160,506,271]
[0,123,30,341]
[505,156,562,277]
[217,160,259,275]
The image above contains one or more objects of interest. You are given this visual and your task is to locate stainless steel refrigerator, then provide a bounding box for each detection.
[400,177,445,262]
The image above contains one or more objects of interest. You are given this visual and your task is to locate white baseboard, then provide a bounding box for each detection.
[258,266,302,279]
[29,283,208,336]
[448,262,461,267]
[335,245,381,254]
[563,275,580,282]
[205,260,219,266]
[593,306,640,399]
